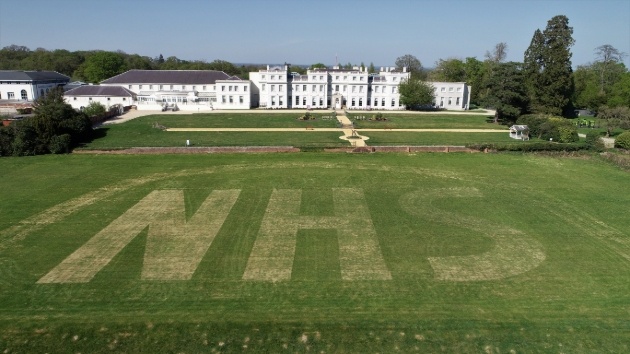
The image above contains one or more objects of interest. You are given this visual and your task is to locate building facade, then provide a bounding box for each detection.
[0,71,70,102]
[431,82,471,110]
[99,70,251,110]
[64,85,136,111]
[249,65,410,110]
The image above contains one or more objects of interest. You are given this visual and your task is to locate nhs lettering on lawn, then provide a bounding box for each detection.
[39,188,545,284]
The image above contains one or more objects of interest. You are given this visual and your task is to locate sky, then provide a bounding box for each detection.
[1,0,629,68]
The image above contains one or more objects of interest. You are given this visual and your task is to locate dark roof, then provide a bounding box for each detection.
[101,70,231,84]
[64,85,135,97]
[0,70,70,81]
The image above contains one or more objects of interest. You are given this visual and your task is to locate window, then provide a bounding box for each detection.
[244,86,248,92]
[448,98,452,105]
[271,75,275,80]
[295,96,300,105]
[335,85,339,92]
[457,87,462,92]
[123,98,126,101]
[319,97,323,106]
[279,85,283,91]
[441,87,446,92]
[375,86,379,93]
[343,76,347,80]
[449,87,454,92]
[374,98,378,107]
[203,85,207,90]
[279,97,283,105]
[73,97,76,101]
[320,85,324,92]
[391,99,395,107]
[8,92,15,99]
[271,85,275,92]
[352,86,356,93]
[170,85,174,90]
[222,96,226,103]
[40,89,44,96]
[240,96,244,104]
[261,75,266,79]
[359,98,363,107]
[343,85,347,92]
[89,97,92,101]
[234,86,238,92]
[335,76,339,80]
[149,85,153,90]
[107,97,111,101]
[262,84,266,91]
[456,97,460,105]
[360,76,364,81]
[279,75,283,80]
[21,89,27,100]
[229,96,234,103]
[393,77,397,82]
[312,85,316,92]
[351,98,356,106]
[182,85,185,90]
[303,85,307,91]
[392,87,396,93]
[353,76,357,81]
[382,98,386,106]
[303,97,306,105]
[271,97,276,106]
[229,86,233,91]
[319,76,323,80]
[359,86,363,93]
[312,98,316,106]
[192,86,196,90]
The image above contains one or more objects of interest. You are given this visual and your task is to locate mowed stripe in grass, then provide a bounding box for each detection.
[0,153,629,352]
[349,113,502,129]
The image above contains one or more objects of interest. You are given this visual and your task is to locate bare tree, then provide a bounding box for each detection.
[594,44,627,93]
[395,54,424,79]
[485,42,508,63]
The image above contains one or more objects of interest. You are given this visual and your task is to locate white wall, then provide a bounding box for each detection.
[64,96,132,111]
[214,80,252,109]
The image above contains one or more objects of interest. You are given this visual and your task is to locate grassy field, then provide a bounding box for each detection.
[136,112,340,128]
[363,131,515,145]
[1,153,629,352]
[83,112,515,149]
[348,113,501,129]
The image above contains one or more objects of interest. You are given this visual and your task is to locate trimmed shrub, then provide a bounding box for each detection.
[614,131,630,150]
[48,134,72,154]
[467,142,589,152]
[585,131,605,151]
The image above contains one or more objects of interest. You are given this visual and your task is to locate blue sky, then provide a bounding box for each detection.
[1,0,628,68]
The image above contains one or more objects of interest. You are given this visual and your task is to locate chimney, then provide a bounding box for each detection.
[403,67,407,73]
[380,67,384,72]
[267,65,270,70]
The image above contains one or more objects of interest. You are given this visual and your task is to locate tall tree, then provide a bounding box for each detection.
[482,62,528,123]
[398,79,435,109]
[395,54,424,79]
[368,62,376,74]
[524,15,575,116]
[594,44,627,94]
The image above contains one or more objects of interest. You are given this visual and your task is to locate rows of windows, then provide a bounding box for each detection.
[440,86,463,92]
[126,84,212,91]
[220,96,246,104]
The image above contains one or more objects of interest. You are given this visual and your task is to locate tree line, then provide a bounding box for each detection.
[0,45,265,83]
[396,15,629,124]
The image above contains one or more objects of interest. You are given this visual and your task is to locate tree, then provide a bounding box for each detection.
[482,62,529,123]
[310,63,327,69]
[80,51,127,83]
[485,42,508,63]
[463,57,487,105]
[524,15,575,116]
[594,44,627,93]
[395,54,424,79]
[368,62,376,74]
[399,79,435,109]
[598,105,630,137]
[608,72,630,107]
[430,58,466,82]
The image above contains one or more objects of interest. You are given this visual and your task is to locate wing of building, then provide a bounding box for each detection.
[99,70,251,110]
[0,70,70,102]
[64,85,136,111]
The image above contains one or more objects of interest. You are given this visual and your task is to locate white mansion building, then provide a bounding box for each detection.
[0,67,470,112]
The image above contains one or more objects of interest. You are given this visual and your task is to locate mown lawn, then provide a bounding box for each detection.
[0,153,629,352]
[362,131,515,145]
[349,113,502,129]
[128,112,339,128]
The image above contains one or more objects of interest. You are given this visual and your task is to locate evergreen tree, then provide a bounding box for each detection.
[524,15,575,116]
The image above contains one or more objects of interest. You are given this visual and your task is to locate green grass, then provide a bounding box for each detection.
[363,131,516,145]
[349,114,502,129]
[1,153,629,352]
[131,112,339,128]
[84,128,347,149]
